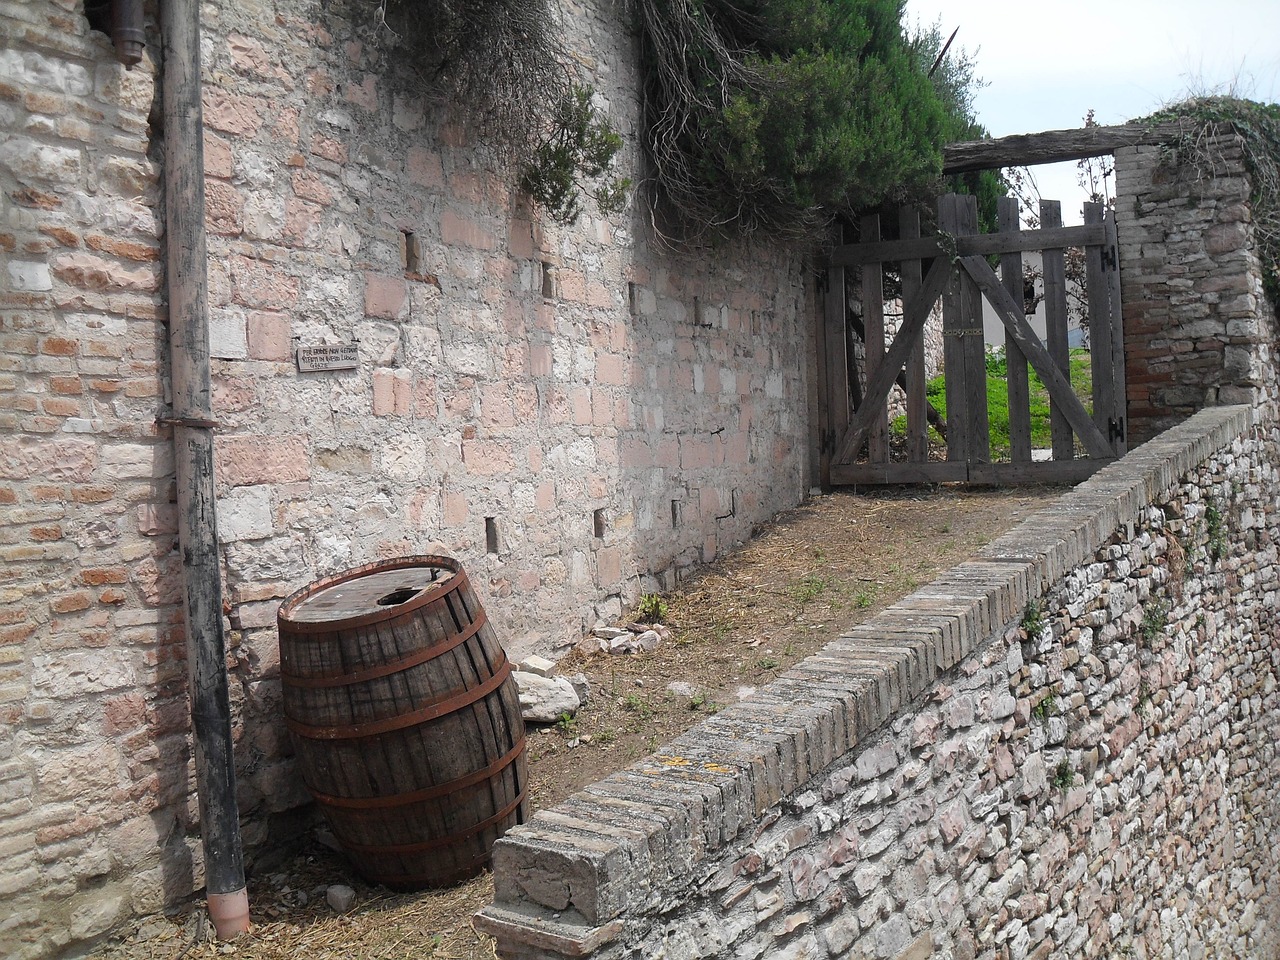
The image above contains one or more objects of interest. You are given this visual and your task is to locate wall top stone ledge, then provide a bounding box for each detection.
[475,403,1254,951]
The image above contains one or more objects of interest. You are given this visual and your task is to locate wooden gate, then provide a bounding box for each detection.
[816,193,1126,486]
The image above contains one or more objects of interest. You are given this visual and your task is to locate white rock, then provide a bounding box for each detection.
[607,633,636,653]
[593,626,629,639]
[518,655,557,678]
[326,885,356,912]
[513,672,581,723]
[666,681,695,698]
[634,630,661,652]
[565,672,591,706]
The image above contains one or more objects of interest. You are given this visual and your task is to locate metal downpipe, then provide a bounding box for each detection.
[159,0,250,937]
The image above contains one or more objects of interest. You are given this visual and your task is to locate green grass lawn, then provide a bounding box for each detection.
[895,347,1093,459]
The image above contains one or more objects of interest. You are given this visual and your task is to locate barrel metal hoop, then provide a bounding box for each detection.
[337,790,525,856]
[280,608,488,690]
[277,555,468,635]
[285,657,513,740]
[309,738,526,810]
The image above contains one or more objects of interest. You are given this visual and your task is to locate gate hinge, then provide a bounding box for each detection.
[1109,416,1125,444]
[1102,245,1118,270]
[821,429,836,454]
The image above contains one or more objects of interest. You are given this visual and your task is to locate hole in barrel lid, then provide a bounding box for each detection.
[377,587,420,606]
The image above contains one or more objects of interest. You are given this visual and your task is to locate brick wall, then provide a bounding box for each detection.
[0,0,810,954]
[478,403,1280,959]
[1115,133,1280,445]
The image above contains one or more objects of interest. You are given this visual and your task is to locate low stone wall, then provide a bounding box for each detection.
[478,403,1280,959]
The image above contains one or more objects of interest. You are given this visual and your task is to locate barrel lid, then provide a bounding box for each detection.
[282,563,458,624]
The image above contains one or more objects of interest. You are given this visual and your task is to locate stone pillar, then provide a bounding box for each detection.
[1113,132,1278,444]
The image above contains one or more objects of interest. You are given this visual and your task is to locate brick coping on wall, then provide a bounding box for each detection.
[474,403,1256,956]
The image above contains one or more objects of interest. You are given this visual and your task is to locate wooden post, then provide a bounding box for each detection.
[958,196,989,466]
[999,198,1032,463]
[162,0,249,937]
[900,207,928,463]
[824,225,849,478]
[861,215,888,463]
[1084,202,1115,451]
[1040,200,1074,461]
[1104,209,1128,456]
[939,195,967,465]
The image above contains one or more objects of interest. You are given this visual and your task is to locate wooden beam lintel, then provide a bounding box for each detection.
[829,223,1105,267]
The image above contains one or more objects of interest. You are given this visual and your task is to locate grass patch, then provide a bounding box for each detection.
[892,347,1093,459]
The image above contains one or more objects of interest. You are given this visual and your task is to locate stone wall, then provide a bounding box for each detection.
[1115,133,1280,445]
[0,0,811,954]
[478,403,1280,959]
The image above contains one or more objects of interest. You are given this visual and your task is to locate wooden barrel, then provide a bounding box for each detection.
[277,556,528,889]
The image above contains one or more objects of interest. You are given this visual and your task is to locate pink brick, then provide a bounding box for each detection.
[597,546,621,586]
[535,482,555,511]
[530,345,552,378]
[0,435,96,482]
[462,439,513,476]
[413,377,437,418]
[216,435,309,486]
[364,273,406,319]
[291,170,333,206]
[136,503,178,536]
[620,437,652,469]
[283,198,322,248]
[345,74,378,111]
[443,490,468,526]
[680,435,718,471]
[481,385,515,428]
[230,256,298,309]
[406,147,444,188]
[592,388,613,427]
[509,218,535,259]
[247,311,291,361]
[372,369,412,417]
[202,87,267,136]
[204,132,233,179]
[52,252,158,292]
[571,387,592,425]
[441,210,497,250]
[205,180,244,235]
[595,354,627,386]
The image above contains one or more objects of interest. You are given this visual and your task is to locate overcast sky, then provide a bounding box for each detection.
[905,0,1280,221]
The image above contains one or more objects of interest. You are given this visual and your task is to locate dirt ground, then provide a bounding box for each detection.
[91,485,1058,960]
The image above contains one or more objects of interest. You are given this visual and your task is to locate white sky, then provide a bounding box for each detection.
[905,0,1280,222]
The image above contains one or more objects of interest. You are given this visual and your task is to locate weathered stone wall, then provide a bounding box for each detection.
[1115,133,1280,445]
[478,403,1280,959]
[0,0,810,954]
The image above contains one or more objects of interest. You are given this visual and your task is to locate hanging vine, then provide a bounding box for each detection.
[1143,97,1280,313]
[376,0,629,223]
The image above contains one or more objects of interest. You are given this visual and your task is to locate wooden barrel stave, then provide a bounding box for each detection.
[278,556,527,889]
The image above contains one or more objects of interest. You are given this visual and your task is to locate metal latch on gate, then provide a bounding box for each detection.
[1109,416,1125,443]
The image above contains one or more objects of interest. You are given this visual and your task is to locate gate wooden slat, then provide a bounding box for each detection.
[1083,202,1115,449]
[861,214,888,463]
[1104,209,1128,456]
[900,207,928,463]
[1039,200,1075,461]
[832,258,949,464]
[823,194,1123,487]
[829,223,1105,266]
[939,195,968,464]
[999,197,1032,463]
[822,225,849,484]
[832,461,967,485]
[957,255,1113,459]
[958,196,990,464]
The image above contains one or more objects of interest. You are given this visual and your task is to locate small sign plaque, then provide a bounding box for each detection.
[296,343,359,372]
